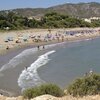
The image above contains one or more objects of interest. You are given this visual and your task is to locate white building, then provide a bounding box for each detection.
[84,17,100,23]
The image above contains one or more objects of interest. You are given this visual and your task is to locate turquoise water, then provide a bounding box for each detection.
[38,38,100,88]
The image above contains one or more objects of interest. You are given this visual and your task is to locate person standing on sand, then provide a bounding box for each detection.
[62,35,64,42]
[57,36,59,42]
[6,46,9,50]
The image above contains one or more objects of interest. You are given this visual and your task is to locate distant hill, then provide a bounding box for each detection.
[0,2,100,18]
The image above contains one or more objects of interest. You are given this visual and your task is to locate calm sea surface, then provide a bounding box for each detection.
[38,38,100,88]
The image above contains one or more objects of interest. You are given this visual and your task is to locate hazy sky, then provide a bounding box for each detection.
[0,0,100,10]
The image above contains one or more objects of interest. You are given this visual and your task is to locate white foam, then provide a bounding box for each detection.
[0,48,37,72]
[0,39,90,73]
[0,42,63,72]
[18,50,56,91]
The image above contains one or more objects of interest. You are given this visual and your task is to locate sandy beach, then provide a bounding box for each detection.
[0,28,100,55]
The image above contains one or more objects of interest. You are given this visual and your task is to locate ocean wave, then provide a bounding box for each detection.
[0,48,37,72]
[18,50,56,91]
[0,42,62,72]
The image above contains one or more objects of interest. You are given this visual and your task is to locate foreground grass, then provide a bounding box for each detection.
[1,94,100,100]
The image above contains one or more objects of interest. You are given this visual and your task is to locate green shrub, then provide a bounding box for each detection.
[23,84,64,99]
[23,87,41,99]
[67,74,100,97]
[39,84,64,97]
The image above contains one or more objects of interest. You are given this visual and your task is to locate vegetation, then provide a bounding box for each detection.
[67,73,100,97]
[22,73,100,99]
[91,19,100,27]
[0,11,40,30]
[41,12,92,28]
[23,84,64,99]
[0,11,99,30]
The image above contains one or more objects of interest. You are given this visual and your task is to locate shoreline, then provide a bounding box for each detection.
[0,28,100,96]
[0,28,100,55]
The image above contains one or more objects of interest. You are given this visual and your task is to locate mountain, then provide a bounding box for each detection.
[0,2,100,18]
[48,2,100,18]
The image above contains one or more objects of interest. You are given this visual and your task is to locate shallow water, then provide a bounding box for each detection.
[0,38,100,95]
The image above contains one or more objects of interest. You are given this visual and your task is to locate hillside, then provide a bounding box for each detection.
[0,2,100,18]
[49,2,100,18]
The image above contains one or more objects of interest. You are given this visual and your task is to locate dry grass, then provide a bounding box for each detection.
[31,95,100,100]
[0,95,100,100]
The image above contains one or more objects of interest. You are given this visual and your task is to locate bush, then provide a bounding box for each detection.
[23,87,40,99]
[67,74,100,97]
[23,84,64,99]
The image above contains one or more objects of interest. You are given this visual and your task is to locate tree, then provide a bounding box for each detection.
[67,73,100,97]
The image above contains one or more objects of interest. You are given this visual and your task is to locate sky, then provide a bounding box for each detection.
[0,0,100,10]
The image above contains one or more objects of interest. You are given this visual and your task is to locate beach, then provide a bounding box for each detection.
[0,28,100,55]
[0,28,100,96]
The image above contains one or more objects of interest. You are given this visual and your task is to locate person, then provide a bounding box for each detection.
[62,35,64,42]
[6,46,9,50]
[57,36,59,42]
[37,45,40,50]
[43,45,45,49]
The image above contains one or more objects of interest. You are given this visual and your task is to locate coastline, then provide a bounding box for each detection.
[0,28,100,96]
[0,28,100,55]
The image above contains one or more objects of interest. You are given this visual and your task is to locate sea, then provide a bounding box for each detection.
[0,37,100,95]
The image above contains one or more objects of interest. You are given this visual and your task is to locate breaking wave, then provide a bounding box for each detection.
[0,42,62,72]
[18,50,56,91]
[0,48,37,72]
